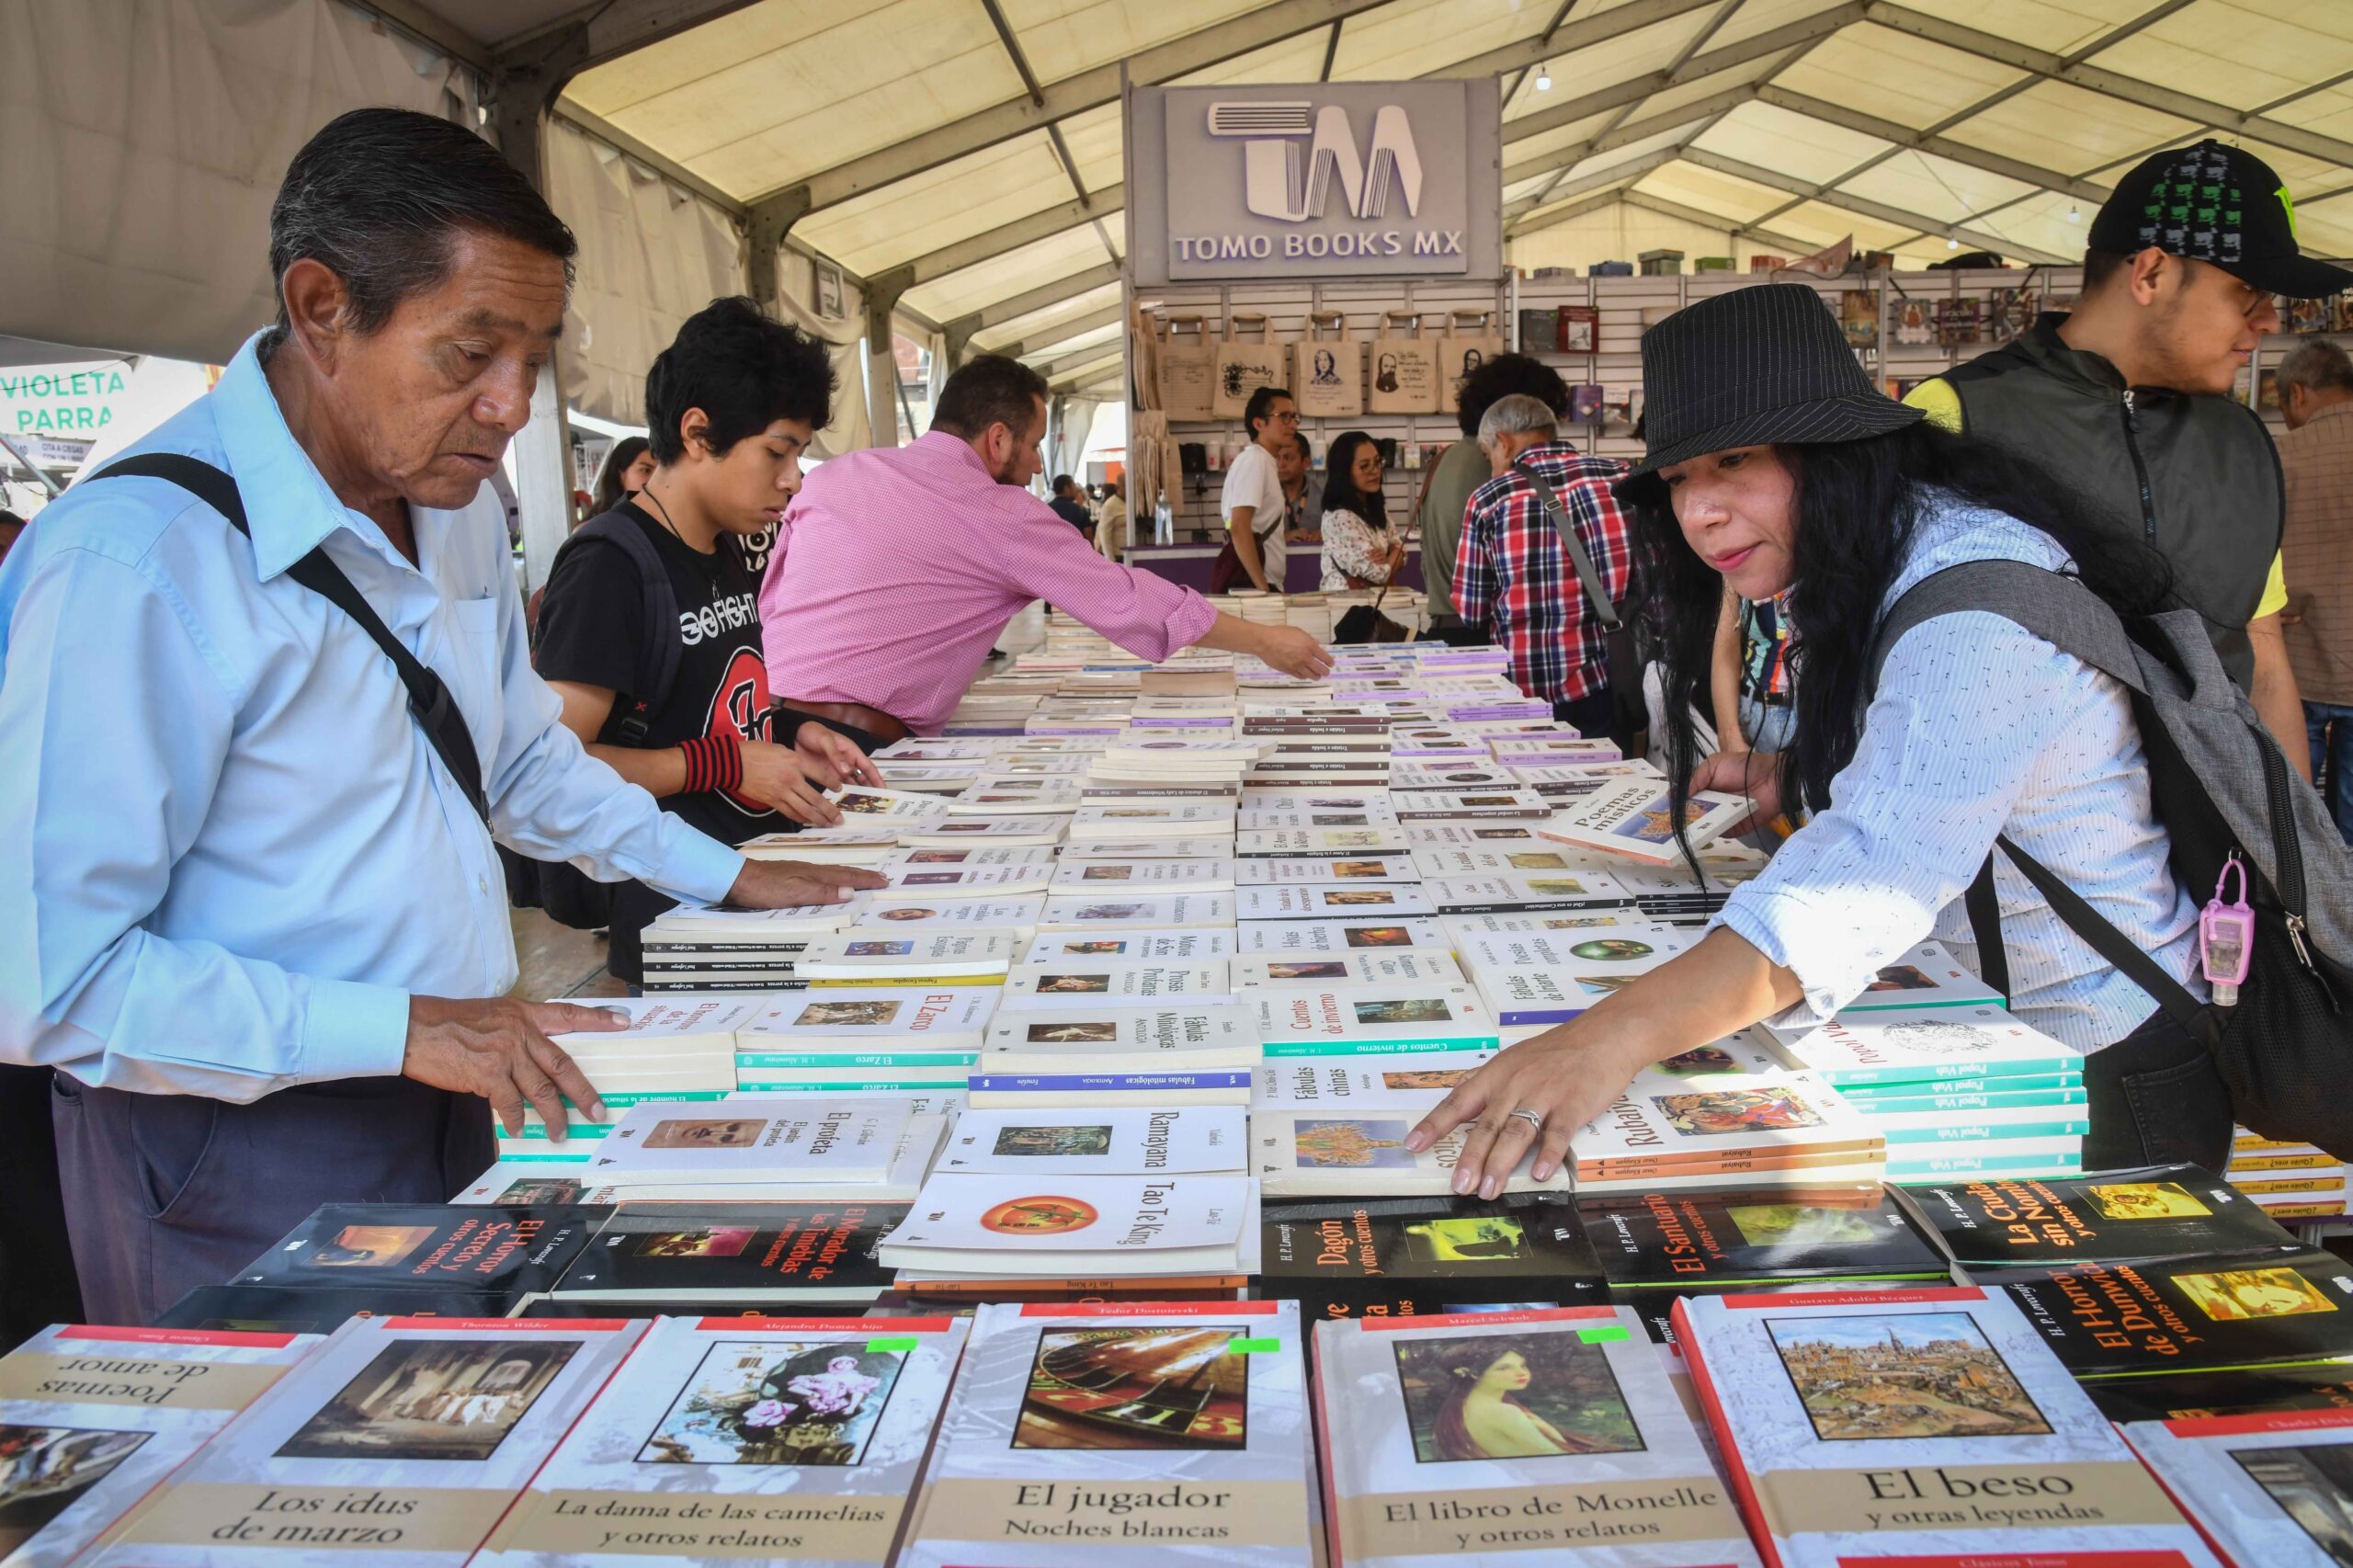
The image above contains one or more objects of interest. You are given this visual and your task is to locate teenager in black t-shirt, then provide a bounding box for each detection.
[536,297,883,980]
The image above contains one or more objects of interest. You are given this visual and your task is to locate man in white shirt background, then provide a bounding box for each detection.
[1221,386,1297,592]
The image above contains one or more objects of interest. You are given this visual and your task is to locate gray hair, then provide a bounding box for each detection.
[2278,338,2353,397]
[1477,392,1559,449]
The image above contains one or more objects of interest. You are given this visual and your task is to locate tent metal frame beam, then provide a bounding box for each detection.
[1507,150,1687,233]
[1034,339,1126,377]
[951,264,1126,342]
[1503,186,1636,238]
[1501,88,1756,191]
[1751,86,2112,204]
[1006,305,1128,362]
[1425,0,1728,82]
[1049,352,1126,393]
[893,185,1126,287]
[1557,0,1748,210]
[1677,146,2072,262]
[1618,189,1827,256]
[1858,3,2353,169]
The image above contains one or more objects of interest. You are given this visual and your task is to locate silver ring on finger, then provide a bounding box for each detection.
[1507,1108,1544,1133]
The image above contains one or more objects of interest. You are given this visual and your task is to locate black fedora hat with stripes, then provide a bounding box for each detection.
[1626,283,1920,479]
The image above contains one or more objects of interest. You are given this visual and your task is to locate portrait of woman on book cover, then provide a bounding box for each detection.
[1394,1334,1640,1463]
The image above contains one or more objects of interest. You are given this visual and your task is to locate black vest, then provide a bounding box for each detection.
[1945,313,2282,690]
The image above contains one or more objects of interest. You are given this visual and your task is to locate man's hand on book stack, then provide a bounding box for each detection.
[401,996,622,1138]
[726,857,885,910]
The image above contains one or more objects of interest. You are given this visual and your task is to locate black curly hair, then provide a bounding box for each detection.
[645,296,836,463]
[1455,352,1569,437]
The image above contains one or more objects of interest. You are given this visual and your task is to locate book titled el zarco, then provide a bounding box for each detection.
[898,1300,1314,1568]
[1896,1164,2302,1269]
[1987,1248,2353,1378]
[79,1314,645,1566]
[2120,1407,2353,1568]
[228,1203,606,1301]
[1577,1186,1946,1288]
[0,1323,326,1566]
[1313,1304,1759,1567]
[1673,1285,2218,1568]
[471,1312,970,1568]
[548,1200,906,1302]
[1251,1193,1608,1324]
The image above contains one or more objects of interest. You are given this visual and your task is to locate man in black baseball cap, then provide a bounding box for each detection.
[1904,139,2350,779]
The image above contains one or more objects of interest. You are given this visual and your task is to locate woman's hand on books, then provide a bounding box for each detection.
[1403,1020,1660,1199]
[738,738,844,825]
[795,724,885,791]
[401,995,622,1138]
[1690,747,1782,834]
[726,857,886,910]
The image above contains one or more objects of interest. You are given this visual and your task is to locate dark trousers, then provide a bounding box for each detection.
[51,1074,493,1326]
[1552,687,1618,741]
[0,1065,83,1346]
[2081,1007,2235,1173]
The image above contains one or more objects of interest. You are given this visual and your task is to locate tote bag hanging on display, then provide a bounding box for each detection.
[1292,311,1363,419]
[1368,310,1441,415]
[1438,309,1505,415]
[1210,311,1288,420]
[1157,312,1216,423]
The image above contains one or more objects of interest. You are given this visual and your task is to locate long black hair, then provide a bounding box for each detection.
[1618,422,2175,842]
[593,436,651,515]
[1322,430,1390,530]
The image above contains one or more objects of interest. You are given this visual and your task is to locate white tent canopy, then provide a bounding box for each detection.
[6,0,2352,420]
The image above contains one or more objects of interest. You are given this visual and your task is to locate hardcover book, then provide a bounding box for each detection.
[1898,1165,2301,1268]
[1314,1305,1759,1567]
[0,1324,325,1566]
[229,1204,605,1301]
[899,1301,1312,1567]
[938,1106,1246,1176]
[1255,1193,1606,1323]
[1233,918,1450,953]
[879,1174,1252,1277]
[1252,984,1501,1056]
[549,1201,904,1302]
[2120,1408,2353,1568]
[1992,1250,2353,1377]
[473,1313,969,1568]
[1577,1187,1946,1287]
[1674,1285,2215,1568]
[83,1316,643,1566]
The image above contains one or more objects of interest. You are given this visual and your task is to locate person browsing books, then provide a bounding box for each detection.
[1219,386,1298,592]
[534,298,887,983]
[1279,429,1322,549]
[1419,354,1571,629]
[1318,430,1405,590]
[0,109,877,1324]
[760,356,1331,743]
[1411,284,2227,1198]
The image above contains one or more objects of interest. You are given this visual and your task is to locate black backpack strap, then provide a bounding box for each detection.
[1992,834,2218,1042]
[1870,557,2145,697]
[89,453,490,825]
[1512,460,1624,630]
[1964,855,2010,1000]
[553,510,681,744]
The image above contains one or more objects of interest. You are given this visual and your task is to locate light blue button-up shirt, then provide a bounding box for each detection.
[0,333,745,1099]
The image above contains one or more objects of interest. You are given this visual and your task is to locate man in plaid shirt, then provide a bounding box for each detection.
[1453,393,1632,737]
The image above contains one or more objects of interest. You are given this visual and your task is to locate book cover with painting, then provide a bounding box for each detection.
[1252,1049,1496,1113]
[0,1324,326,1566]
[1034,892,1235,931]
[879,1175,1251,1277]
[791,930,1017,981]
[1055,836,1236,860]
[1235,949,1465,991]
[474,1313,967,1568]
[1990,1250,2353,1377]
[846,895,1047,936]
[587,1099,910,1189]
[899,1301,1310,1568]
[980,1004,1262,1071]
[1573,1068,1881,1181]
[938,1106,1245,1176]
[870,863,1052,899]
[1252,983,1500,1057]
[1534,780,1751,864]
[825,786,952,821]
[1673,1286,2215,1568]
[1256,1193,1606,1323]
[1239,805,1401,834]
[1233,917,1450,954]
[229,1204,605,1301]
[1231,854,1422,884]
[740,986,1000,1051]
[1402,822,1551,850]
[881,844,1058,868]
[1766,1004,2083,1088]
[81,1315,646,1566]
[1236,827,1413,857]
[1390,790,1553,822]
[549,1201,904,1303]
[2120,1407,2353,1568]
[1017,928,1237,964]
[896,818,1069,849]
[1836,939,2006,1013]
[1004,961,1231,1006]
[1252,1112,1571,1199]
[1046,858,1237,892]
[1458,926,1697,1024]
[1236,883,1438,920]
[1409,844,1603,879]
[1577,1185,1946,1288]
[1897,1165,2302,1269]
[1424,872,1641,916]
[1067,803,1238,841]
[1313,1305,1757,1567]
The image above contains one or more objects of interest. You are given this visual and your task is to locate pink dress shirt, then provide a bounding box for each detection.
[760,432,1220,733]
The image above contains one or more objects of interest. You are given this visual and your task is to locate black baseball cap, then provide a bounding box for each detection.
[2089,138,2353,300]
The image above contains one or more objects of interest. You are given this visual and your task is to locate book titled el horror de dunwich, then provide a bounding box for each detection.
[899,1301,1313,1568]
[1313,1305,1759,1567]
[1673,1285,2217,1568]
[472,1312,970,1568]
[80,1315,645,1566]
[1898,1164,2302,1269]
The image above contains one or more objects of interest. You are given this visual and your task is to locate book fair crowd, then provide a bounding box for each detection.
[17,104,2353,1567]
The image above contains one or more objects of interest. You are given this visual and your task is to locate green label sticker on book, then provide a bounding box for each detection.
[1227,1337,1280,1354]
[865,1336,919,1353]
[1576,1324,1631,1344]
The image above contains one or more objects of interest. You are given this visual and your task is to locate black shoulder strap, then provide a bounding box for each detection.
[1870,558,2144,697]
[90,453,490,825]
[1992,835,2215,1040]
[556,510,682,744]
[1510,460,1623,631]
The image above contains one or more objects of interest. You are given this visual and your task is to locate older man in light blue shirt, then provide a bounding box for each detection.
[0,108,873,1324]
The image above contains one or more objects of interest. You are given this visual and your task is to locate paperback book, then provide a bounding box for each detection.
[1252,1050,1496,1112]
[981,1004,1263,1072]
[1235,950,1466,989]
[1004,961,1231,1006]
[1255,1193,1605,1323]
[1055,836,1236,860]
[1897,1165,2302,1268]
[1233,918,1450,953]
[897,819,1068,848]
[1232,854,1422,884]
[1254,1112,1571,1199]
[1253,984,1501,1056]
[937,1106,1245,1176]
[878,1174,1252,1277]
[1019,928,1237,963]
[1839,940,2007,1012]
[1389,790,1552,821]
[150,1285,507,1332]
[1048,858,1238,891]
[1535,781,1751,864]
[473,1313,969,1568]
[1991,1249,2353,1377]
[1767,1004,2084,1087]
[1034,892,1235,930]
[1236,883,1438,920]
[1237,828,1413,857]
[229,1204,603,1301]
[898,1301,1312,1568]
[845,896,1045,935]
[1459,926,1696,1024]
[2120,1407,2353,1568]
[1314,1305,1760,1567]
[740,986,1000,1051]
[585,1098,910,1189]
[870,864,1051,899]
[548,1200,904,1302]
[1578,1186,1947,1287]
[791,930,1017,981]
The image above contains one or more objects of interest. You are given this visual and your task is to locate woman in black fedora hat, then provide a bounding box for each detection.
[1405,282,2230,1195]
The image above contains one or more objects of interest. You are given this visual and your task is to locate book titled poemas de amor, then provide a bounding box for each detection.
[2120,1407,2353,1568]
[1673,1286,2216,1568]
[899,1301,1313,1568]
[472,1313,969,1568]
[1313,1305,1758,1567]
[0,1324,326,1567]
[82,1315,645,1566]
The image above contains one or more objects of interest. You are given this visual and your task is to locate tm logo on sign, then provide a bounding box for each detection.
[1211,101,1423,222]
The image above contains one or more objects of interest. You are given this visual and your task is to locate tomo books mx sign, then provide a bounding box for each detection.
[1208,101,1424,222]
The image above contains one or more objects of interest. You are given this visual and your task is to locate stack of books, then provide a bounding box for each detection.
[733,985,999,1110]
[582,1096,917,1198]
[1571,1050,1886,1195]
[636,902,863,992]
[485,995,756,1168]
[972,1002,1263,1108]
[1762,1003,2086,1181]
[2226,1125,2349,1220]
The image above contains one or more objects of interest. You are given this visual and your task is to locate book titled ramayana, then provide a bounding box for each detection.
[1674,1285,2216,1568]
